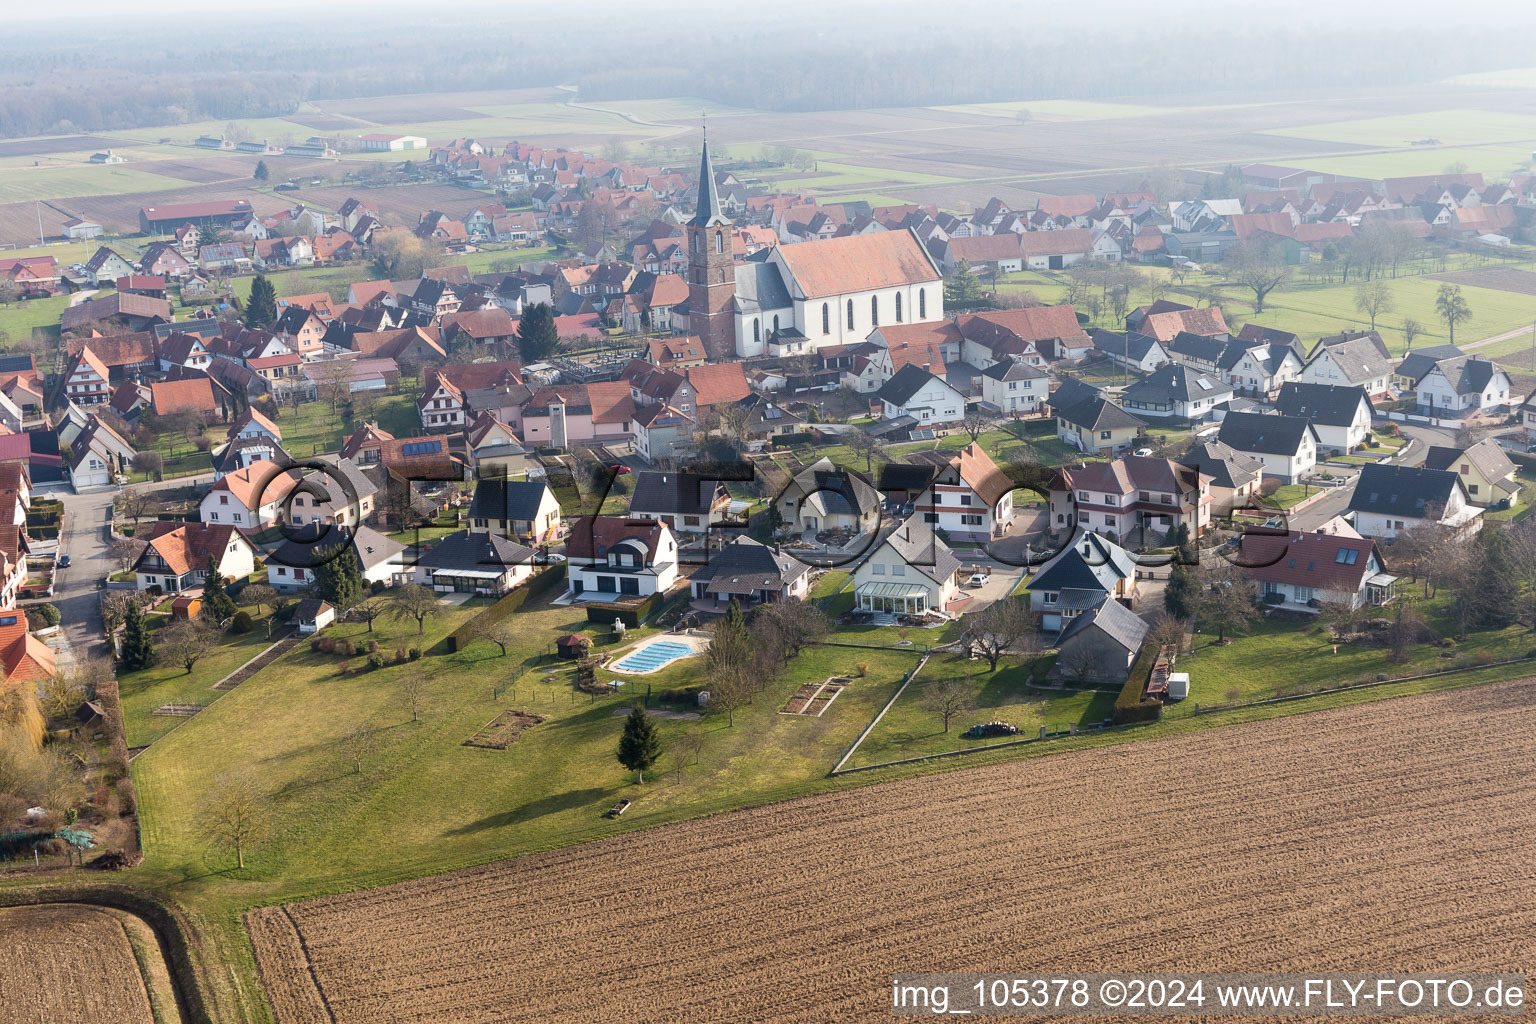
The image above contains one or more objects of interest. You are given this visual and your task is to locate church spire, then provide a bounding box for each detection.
[691,130,729,229]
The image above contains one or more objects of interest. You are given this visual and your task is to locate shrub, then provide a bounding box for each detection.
[353,641,368,657]
[409,647,422,660]
[853,662,868,678]
[370,579,387,594]
[229,611,253,633]
[395,648,407,664]
[146,584,163,597]
[368,639,380,654]
[309,637,323,653]
[367,652,386,669]
[1258,479,1281,498]
[319,637,335,654]
[27,604,61,629]
[337,660,350,675]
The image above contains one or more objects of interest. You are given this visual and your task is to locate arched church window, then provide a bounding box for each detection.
[871,295,879,327]
[847,300,854,331]
[822,304,830,334]
[919,288,927,319]
[895,293,903,322]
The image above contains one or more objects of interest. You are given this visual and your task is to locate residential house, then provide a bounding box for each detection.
[132,522,259,594]
[158,332,214,373]
[1216,411,1318,483]
[1056,396,1146,456]
[1275,382,1374,453]
[1346,464,1482,541]
[67,416,136,489]
[565,516,680,600]
[284,457,377,528]
[1415,356,1512,416]
[199,461,301,529]
[411,530,534,595]
[1422,440,1521,508]
[1219,339,1304,398]
[1299,332,1395,399]
[468,478,562,545]
[774,458,882,539]
[645,336,707,370]
[149,377,218,419]
[875,364,965,427]
[228,407,283,444]
[688,536,812,611]
[1017,229,1094,270]
[61,346,111,406]
[1119,363,1233,421]
[1091,330,1169,374]
[210,434,290,478]
[1163,331,1231,375]
[265,524,406,593]
[1026,530,1139,632]
[1047,456,1211,545]
[979,358,1049,416]
[1180,440,1265,516]
[1239,530,1396,614]
[628,472,733,537]
[1395,345,1466,390]
[82,246,136,286]
[850,516,961,617]
[908,443,1017,543]
[1052,599,1149,684]
[465,413,528,478]
[0,610,54,686]
[419,361,523,431]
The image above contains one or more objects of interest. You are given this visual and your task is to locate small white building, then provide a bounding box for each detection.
[295,598,336,634]
[875,364,965,426]
[1416,356,1512,416]
[979,358,1048,415]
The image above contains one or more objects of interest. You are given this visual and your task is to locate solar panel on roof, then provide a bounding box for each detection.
[401,440,443,456]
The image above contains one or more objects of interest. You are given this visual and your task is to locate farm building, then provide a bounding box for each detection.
[140,199,254,234]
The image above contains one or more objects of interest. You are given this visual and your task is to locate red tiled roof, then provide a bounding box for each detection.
[776,231,940,298]
[566,516,667,560]
[149,377,217,415]
[586,381,636,425]
[1239,530,1382,592]
[1139,307,1230,342]
[684,363,751,408]
[1017,228,1093,258]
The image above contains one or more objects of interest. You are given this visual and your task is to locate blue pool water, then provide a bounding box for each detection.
[612,640,697,674]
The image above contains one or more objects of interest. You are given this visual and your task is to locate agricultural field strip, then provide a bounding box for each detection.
[249,680,1536,1024]
[0,904,160,1022]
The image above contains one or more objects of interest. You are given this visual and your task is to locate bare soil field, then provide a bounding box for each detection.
[1430,268,1536,296]
[0,903,173,1023]
[47,183,296,235]
[0,135,123,158]
[248,679,1536,1024]
[284,114,366,131]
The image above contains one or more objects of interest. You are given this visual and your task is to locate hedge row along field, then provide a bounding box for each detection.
[248,679,1536,1023]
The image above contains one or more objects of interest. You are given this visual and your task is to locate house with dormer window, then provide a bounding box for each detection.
[565,516,679,600]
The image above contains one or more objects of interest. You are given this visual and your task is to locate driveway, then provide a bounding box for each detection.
[946,560,1026,615]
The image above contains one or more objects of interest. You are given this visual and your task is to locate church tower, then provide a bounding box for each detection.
[686,135,737,361]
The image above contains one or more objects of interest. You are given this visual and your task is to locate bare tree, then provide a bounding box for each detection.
[684,725,707,765]
[1195,561,1259,643]
[242,584,278,615]
[705,674,749,727]
[398,672,429,723]
[106,536,145,574]
[924,678,973,733]
[200,772,269,870]
[388,584,440,635]
[752,600,830,663]
[101,591,136,634]
[1353,281,1394,331]
[1228,238,1293,313]
[964,597,1034,671]
[1146,612,1188,656]
[669,740,691,783]
[961,408,993,443]
[353,599,383,633]
[119,489,155,527]
[477,618,518,655]
[1059,641,1103,682]
[37,672,87,722]
[160,620,219,674]
[342,720,380,773]
[312,359,354,414]
[845,429,881,473]
[1402,318,1424,350]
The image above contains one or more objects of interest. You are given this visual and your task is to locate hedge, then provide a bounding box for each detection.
[444,562,567,653]
[1112,641,1164,726]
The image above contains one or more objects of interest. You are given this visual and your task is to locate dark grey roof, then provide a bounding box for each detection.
[1217,411,1317,456]
[1180,440,1264,490]
[692,536,809,590]
[1274,381,1373,426]
[732,260,793,314]
[1046,377,1104,412]
[1058,396,1146,432]
[1310,334,1393,382]
[1395,344,1464,385]
[417,529,534,571]
[1426,355,1505,395]
[878,461,939,493]
[1218,338,1298,374]
[1121,363,1232,406]
[1057,594,1148,652]
[1028,530,1137,597]
[1092,329,1164,364]
[980,357,1047,382]
[294,597,331,620]
[469,479,553,521]
[210,437,292,475]
[628,471,727,518]
[1347,464,1463,518]
[882,516,961,587]
[877,363,951,407]
[1422,439,1515,485]
[691,140,730,229]
[1167,331,1230,364]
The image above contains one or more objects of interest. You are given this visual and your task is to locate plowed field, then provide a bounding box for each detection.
[249,679,1536,1023]
[0,903,168,1023]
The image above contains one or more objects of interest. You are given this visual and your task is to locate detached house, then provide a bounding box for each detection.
[1347,464,1481,541]
[468,479,562,544]
[1048,456,1211,545]
[1299,332,1394,399]
[689,536,812,611]
[628,471,733,537]
[1415,356,1512,416]
[1026,530,1139,633]
[68,417,136,489]
[62,346,111,406]
[266,523,406,593]
[1180,440,1264,516]
[1056,396,1146,456]
[132,522,259,594]
[907,443,1017,542]
[1240,530,1396,614]
[875,364,965,427]
[566,516,680,600]
[412,530,535,596]
[1119,363,1232,421]
[1216,412,1318,483]
[850,515,961,617]
[199,462,301,529]
[979,359,1048,416]
[1274,382,1373,453]
[1053,599,1149,685]
[775,458,883,539]
[1422,440,1520,509]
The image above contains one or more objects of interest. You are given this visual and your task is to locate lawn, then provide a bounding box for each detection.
[0,165,196,203]
[0,293,69,345]
[1171,598,1528,713]
[845,651,1112,768]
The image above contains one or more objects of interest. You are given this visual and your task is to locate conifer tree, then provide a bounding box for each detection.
[244,274,278,328]
[253,160,270,182]
[1163,560,1199,621]
[515,302,560,363]
[120,601,155,671]
[202,554,239,621]
[617,705,662,784]
[312,545,363,610]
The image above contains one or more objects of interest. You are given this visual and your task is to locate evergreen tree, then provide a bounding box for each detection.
[253,160,270,182]
[616,705,662,784]
[120,601,155,671]
[1163,560,1199,621]
[312,544,363,610]
[202,555,239,621]
[516,303,561,363]
[944,259,981,304]
[244,275,278,328]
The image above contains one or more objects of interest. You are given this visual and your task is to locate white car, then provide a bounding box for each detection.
[1134,447,1154,457]
[967,573,990,587]
[534,552,566,565]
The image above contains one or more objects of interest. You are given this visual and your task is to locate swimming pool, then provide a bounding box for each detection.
[611,639,700,675]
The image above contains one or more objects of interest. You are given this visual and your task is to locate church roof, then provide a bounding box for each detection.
[776,229,940,299]
[691,139,730,229]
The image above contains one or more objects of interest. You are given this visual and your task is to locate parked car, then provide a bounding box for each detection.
[967,572,990,587]
[535,552,567,565]
[1133,447,1154,457]
[58,554,71,568]
[608,464,632,475]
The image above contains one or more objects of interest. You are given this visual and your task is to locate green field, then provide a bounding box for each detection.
[1266,110,1536,148]
[0,165,197,203]
[1304,145,1536,181]
[929,99,1185,121]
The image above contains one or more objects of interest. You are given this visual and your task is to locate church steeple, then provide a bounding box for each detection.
[691,133,730,229]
